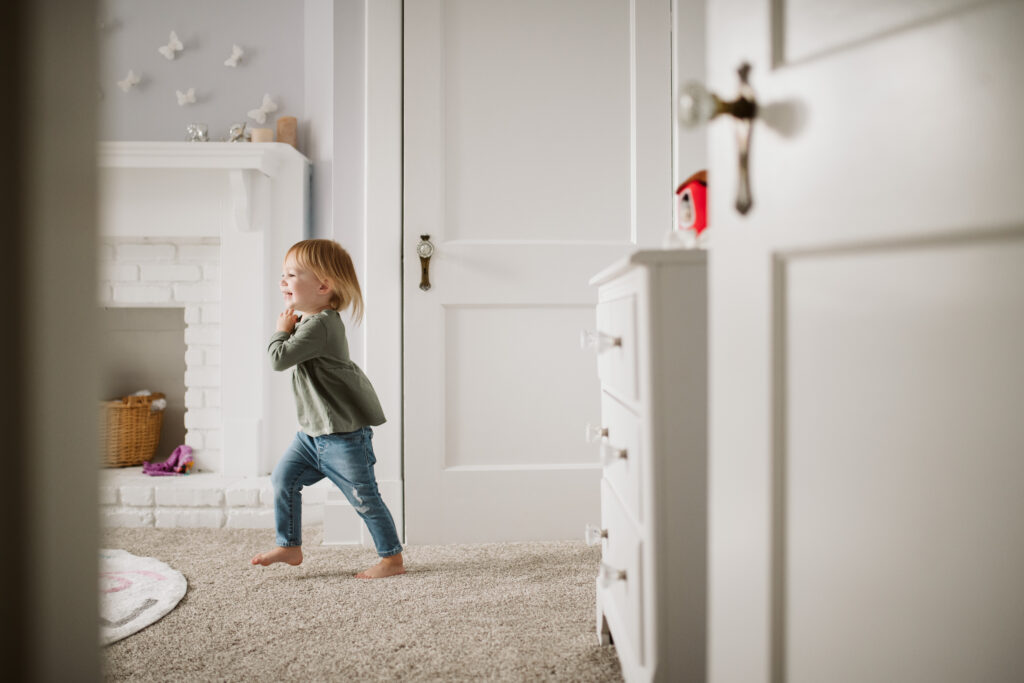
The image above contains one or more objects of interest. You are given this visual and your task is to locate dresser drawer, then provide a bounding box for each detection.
[600,391,643,524]
[595,293,638,402]
[600,477,645,666]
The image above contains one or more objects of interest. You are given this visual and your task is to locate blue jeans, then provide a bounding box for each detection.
[271,427,402,557]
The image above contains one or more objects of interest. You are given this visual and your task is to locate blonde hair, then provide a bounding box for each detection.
[285,239,364,323]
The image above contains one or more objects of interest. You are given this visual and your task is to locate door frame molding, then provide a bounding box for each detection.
[363,0,405,537]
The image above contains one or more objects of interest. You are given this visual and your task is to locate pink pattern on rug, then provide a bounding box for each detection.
[101,570,168,593]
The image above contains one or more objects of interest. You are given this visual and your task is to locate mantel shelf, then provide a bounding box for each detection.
[98,141,310,178]
[98,142,310,233]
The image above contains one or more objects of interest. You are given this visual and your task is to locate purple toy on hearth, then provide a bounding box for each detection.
[143,445,194,476]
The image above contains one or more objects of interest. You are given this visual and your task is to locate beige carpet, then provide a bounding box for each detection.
[101,526,623,682]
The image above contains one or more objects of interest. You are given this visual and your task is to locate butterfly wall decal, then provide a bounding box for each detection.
[117,70,140,93]
[158,31,183,60]
[176,88,196,106]
[224,44,244,68]
[247,93,278,123]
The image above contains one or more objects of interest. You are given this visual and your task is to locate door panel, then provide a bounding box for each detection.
[404,0,672,542]
[441,0,631,242]
[443,304,601,469]
[708,0,1024,681]
[782,236,1024,683]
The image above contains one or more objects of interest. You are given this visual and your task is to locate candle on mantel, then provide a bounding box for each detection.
[250,128,273,143]
[276,116,298,149]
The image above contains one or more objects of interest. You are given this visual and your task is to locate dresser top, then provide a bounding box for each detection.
[589,249,708,286]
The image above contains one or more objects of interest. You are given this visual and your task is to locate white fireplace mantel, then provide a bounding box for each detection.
[98,141,311,477]
[99,142,309,234]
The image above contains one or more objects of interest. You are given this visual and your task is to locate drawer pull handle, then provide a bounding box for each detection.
[584,523,608,546]
[598,562,627,589]
[579,329,621,353]
[599,442,628,467]
[585,422,609,443]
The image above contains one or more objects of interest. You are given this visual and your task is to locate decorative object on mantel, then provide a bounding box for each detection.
[117,69,140,93]
[250,127,273,143]
[664,169,708,249]
[100,391,166,468]
[185,123,208,142]
[176,87,196,106]
[227,122,250,142]
[224,43,244,67]
[276,116,297,149]
[99,548,187,645]
[157,30,183,60]
[143,444,194,476]
[247,93,278,124]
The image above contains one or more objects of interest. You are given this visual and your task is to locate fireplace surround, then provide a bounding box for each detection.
[98,142,310,477]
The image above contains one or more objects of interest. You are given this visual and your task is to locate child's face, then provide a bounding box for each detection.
[280,255,331,314]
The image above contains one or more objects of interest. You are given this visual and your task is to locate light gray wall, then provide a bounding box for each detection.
[98,0,304,142]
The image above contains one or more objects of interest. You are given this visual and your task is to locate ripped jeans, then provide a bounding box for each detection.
[271,427,402,557]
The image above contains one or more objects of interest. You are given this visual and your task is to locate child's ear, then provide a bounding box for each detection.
[319,280,331,293]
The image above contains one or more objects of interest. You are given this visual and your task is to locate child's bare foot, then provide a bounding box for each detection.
[251,546,303,566]
[355,553,405,579]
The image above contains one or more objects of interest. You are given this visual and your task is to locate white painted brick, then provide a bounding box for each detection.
[155,484,224,507]
[116,244,176,261]
[322,501,364,545]
[141,264,202,282]
[302,503,325,524]
[260,486,279,507]
[184,388,204,408]
[177,245,219,262]
[184,325,220,345]
[226,508,275,529]
[112,284,172,304]
[201,304,221,323]
[204,389,221,407]
[225,484,262,507]
[193,449,219,473]
[174,282,219,303]
[184,407,220,430]
[155,508,225,528]
[302,481,331,505]
[98,486,119,505]
[203,265,221,281]
[119,485,155,506]
[184,306,202,324]
[98,284,112,304]
[184,348,205,366]
[98,243,115,261]
[184,367,220,387]
[184,430,204,449]
[204,429,222,450]
[204,348,221,366]
[102,507,155,528]
[103,264,139,282]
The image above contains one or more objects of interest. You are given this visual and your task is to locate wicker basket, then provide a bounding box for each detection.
[100,393,166,468]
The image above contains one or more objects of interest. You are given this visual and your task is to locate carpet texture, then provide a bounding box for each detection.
[101,526,623,682]
[100,549,188,645]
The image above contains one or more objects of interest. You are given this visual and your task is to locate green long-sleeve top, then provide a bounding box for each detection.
[267,309,385,436]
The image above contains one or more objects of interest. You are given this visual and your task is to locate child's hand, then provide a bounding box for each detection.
[277,308,299,333]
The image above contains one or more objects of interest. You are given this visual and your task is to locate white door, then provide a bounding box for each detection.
[707,2,1024,682]
[403,0,672,543]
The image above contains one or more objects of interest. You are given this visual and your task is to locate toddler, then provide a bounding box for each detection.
[251,239,404,579]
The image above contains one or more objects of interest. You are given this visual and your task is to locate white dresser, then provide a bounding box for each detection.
[583,250,707,682]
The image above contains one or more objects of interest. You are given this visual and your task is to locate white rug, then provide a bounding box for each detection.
[100,549,188,646]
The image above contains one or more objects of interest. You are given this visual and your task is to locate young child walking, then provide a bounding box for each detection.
[251,239,405,579]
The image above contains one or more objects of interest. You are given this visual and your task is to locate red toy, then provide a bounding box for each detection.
[675,170,708,236]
